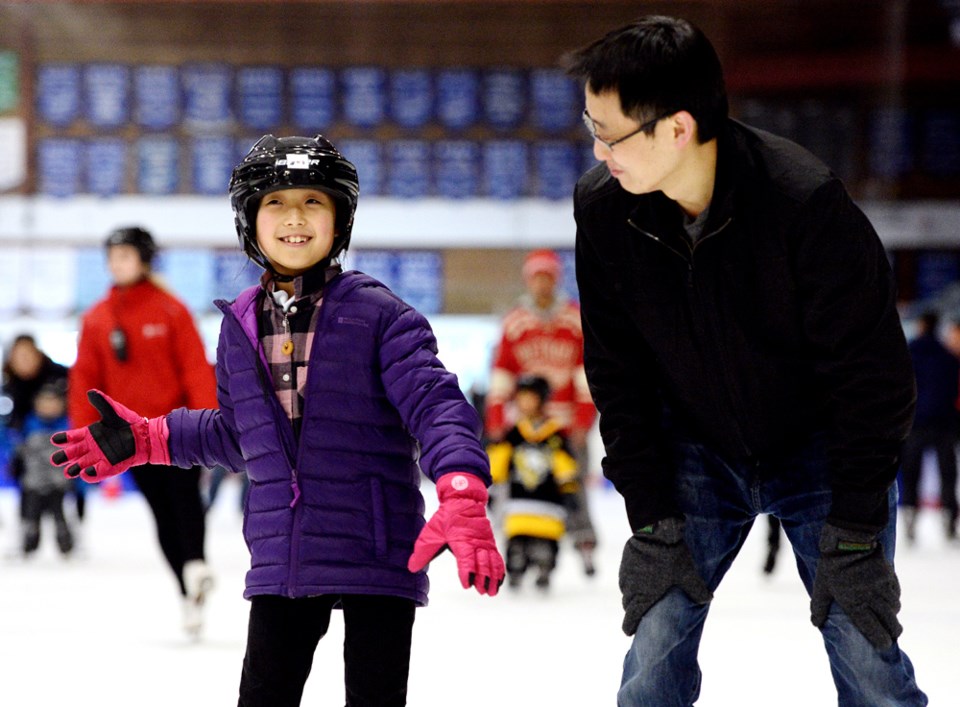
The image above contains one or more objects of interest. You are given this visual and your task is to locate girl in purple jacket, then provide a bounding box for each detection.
[52,134,505,707]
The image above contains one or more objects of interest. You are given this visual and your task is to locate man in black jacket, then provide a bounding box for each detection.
[566,16,926,706]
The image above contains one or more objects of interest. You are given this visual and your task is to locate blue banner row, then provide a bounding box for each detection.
[36,136,598,200]
[36,63,582,133]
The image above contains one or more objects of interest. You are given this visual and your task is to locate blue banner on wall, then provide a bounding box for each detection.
[37,138,83,197]
[482,140,528,200]
[213,250,262,302]
[436,69,479,131]
[580,141,598,176]
[920,109,960,177]
[434,140,479,199]
[530,68,578,133]
[556,249,578,303]
[868,106,914,179]
[482,68,526,131]
[134,65,180,130]
[83,63,130,128]
[916,251,960,301]
[390,68,433,129]
[349,250,395,284]
[394,251,443,313]
[387,140,431,198]
[191,136,236,195]
[75,248,112,312]
[341,67,387,129]
[237,65,284,131]
[289,67,336,131]
[36,64,81,127]
[158,249,215,314]
[349,250,443,314]
[85,138,127,196]
[182,63,233,129]
[136,136,180,194]
[338,139,384,197]
[534,141,579,200]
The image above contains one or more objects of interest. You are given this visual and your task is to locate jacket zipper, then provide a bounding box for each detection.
[225,303,305,597]
[626,215,752,459]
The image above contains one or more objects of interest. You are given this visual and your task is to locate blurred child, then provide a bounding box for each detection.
[52,133,504,706]
[13,381,73,557]
[487,374,579,591]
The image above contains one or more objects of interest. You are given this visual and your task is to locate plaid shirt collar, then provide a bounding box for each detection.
[260,262,342,303]
[259,263,342,430]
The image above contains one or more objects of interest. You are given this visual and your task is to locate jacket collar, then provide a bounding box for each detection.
[627,118,741,240]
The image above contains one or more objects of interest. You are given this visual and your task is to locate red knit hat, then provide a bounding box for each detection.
[522,249,561,281]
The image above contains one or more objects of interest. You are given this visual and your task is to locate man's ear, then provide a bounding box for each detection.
[670,111,699,149]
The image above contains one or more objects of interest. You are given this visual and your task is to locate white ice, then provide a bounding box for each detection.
[0,478,957,707]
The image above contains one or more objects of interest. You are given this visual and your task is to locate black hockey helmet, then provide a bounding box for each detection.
[104,226,158,265]
[228,134,360,273]
[515,374,551,403]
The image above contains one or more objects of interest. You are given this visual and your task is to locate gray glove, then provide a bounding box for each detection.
[619,517,713,636]
[810,522,902,650]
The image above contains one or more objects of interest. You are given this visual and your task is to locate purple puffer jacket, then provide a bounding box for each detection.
[165,271,490,606]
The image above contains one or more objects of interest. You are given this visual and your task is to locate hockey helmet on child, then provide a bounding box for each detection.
[229,135,360,272]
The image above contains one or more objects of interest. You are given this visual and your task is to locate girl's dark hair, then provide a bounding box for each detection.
[564,15,728,143]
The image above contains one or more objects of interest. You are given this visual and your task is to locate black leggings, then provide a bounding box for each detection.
[238,594,416,707]
[130,464,206,595]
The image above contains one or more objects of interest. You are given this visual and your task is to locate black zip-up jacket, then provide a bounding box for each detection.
[574,119,916,535]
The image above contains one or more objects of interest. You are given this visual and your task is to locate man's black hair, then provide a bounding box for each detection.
[564,15,728,143]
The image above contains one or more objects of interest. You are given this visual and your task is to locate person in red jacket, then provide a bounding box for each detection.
[486,248,599,575]
[69,226,218,638]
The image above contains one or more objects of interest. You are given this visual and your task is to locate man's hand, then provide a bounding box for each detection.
[811,522,902,650]
[619,517,712,635]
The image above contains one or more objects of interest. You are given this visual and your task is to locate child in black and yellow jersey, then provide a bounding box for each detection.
[487,375,579,591]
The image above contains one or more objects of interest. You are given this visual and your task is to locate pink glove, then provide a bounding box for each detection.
[50,389,170,483]
[408,472,505,596]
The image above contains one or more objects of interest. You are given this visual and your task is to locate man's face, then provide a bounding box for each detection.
[255,188,336,278]
[584,88,681,196]
[107,244,148,287]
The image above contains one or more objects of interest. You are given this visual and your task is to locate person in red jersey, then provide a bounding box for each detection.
[486,248,598,576]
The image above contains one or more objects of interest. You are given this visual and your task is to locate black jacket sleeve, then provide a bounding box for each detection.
[794,181,916,532]
[574,187,680,531]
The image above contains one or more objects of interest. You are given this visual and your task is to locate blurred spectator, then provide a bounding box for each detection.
[485,249,598,576]
[10,381,74,558]
[1,334,80,527]
[69,226,218,637]
[2,334,68,435]
[487,375,579,591]
[900,311,960,542]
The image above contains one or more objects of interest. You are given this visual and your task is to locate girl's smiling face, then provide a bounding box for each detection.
[255,188,337,277]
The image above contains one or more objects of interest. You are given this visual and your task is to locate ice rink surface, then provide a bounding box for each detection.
[0,479,957,707]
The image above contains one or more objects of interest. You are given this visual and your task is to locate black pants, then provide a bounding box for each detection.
[130,464,206,595]
[21,489,73,554]
[238,594,416,707]
[506,535,559,576]
[900,425,959,517]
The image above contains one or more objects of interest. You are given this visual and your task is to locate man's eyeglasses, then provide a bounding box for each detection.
[582,110,671,151]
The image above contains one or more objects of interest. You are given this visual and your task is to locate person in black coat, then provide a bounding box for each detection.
[900,311,960,542]
[566,15,925,705]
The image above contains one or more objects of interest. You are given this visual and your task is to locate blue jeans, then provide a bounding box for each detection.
[618,436,927,707]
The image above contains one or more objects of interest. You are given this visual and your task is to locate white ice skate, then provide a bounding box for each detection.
[182,559,215,639]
